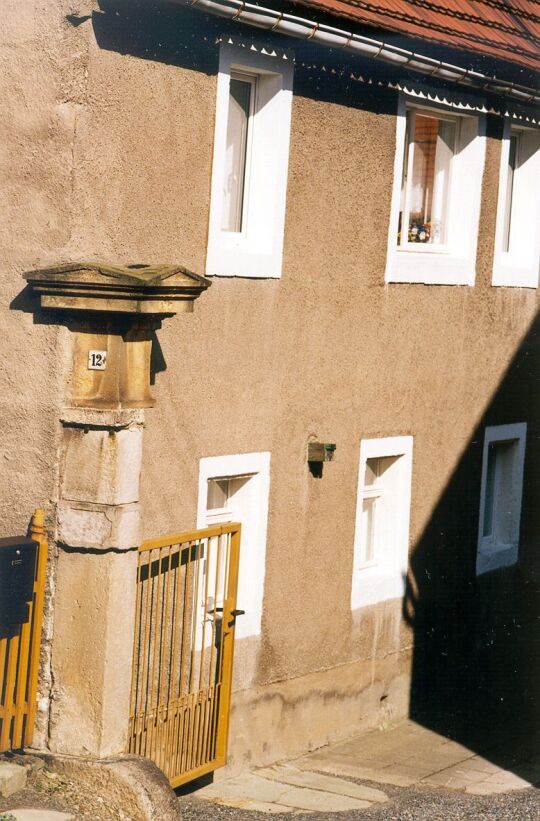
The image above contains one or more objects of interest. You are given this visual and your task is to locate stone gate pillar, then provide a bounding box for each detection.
[25,262,210,757]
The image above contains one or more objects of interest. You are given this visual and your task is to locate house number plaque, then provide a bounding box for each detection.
[87,350,107,370]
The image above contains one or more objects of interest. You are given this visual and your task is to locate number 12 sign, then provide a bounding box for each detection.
[88,350,107,370]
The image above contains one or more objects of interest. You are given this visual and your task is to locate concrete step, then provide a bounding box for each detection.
[0,761,27,798]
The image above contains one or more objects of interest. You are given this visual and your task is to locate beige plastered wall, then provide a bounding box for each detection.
[1,1,538,768]
[0,3,80,742]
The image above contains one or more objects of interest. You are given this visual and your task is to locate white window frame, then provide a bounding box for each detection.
[386,96,486,285]
[206,39,294,279]
[492,122,540,288]
[351,436,413,610]
[197,452,271,638]
[476,423,527,576]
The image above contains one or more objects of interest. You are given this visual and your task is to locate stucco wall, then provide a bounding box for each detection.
[0,3,73,534]
[1,0,538,767]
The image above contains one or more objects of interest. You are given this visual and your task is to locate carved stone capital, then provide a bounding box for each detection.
[24,261,210,316]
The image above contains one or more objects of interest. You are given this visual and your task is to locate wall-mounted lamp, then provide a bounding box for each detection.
[307,442,336,463]
[307,442,336,478]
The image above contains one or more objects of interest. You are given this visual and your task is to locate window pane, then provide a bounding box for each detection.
[483,444,497,537]
[364,455,396,487]
[402,114,455,245]
[483,440,517,541]
[503,133,518,253]
[207,478,229,510]
[361,496,377,563]
[364,458,379,487]
[222,77,252,232]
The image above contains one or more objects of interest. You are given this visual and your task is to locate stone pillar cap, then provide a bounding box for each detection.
[24,261,211,315]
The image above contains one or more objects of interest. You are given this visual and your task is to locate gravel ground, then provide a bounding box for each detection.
[177,780,540,821]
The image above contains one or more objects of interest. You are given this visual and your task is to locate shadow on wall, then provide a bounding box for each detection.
[89,0,399,116]
[403,311,540,772]
[91,0,220,76]
[88,0,537,113]
[10,286,168,387]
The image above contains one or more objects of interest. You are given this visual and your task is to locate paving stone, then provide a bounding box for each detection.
[294,719,540,796]
[8,811,75,821]
[293,755,418,786]
[420,752,538,792]
[196,772,373,812]
[422,764,488,789]
[0,761,27,797]
[210,797,304,814]
[197,719,540,811]
[331,727,473,776]
[465,769,536,795]
[466,781,528,796]
[255,763,389,803]
[462,755,510,775]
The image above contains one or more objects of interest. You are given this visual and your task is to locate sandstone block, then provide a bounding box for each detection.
[61,426,142,505]
[0,761,27,797]
[56,502,139,550]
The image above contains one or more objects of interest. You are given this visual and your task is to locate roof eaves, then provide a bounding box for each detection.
[176,0,540,107]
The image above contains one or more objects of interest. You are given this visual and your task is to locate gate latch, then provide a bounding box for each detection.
[229,609,245,627]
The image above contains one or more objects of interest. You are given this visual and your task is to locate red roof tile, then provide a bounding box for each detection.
[293,0,540,71]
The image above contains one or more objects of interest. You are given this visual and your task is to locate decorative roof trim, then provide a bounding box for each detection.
[175,0,540,106]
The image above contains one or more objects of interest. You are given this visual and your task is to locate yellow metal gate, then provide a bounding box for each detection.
[128,523,242,787]
[0,509,49,752]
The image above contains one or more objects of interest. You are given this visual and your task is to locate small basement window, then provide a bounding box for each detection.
[358,456,399,567]
[197,452,271,639]
[351,436,413,609]
[476,423,527,575]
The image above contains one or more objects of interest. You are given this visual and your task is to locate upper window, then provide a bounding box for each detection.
[206,40,294,279]
[476,423,527,576]
[351,436,413,609]
[386,98,485,285]
[492,124,540,288]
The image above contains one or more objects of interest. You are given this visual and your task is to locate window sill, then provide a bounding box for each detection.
[351,569,405,609]
[398,243,452,254]
[492,256,539,289]
[386,247,475,285]
[206,243,282,279]
[358,559,378,571]
[476,543,518,575]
